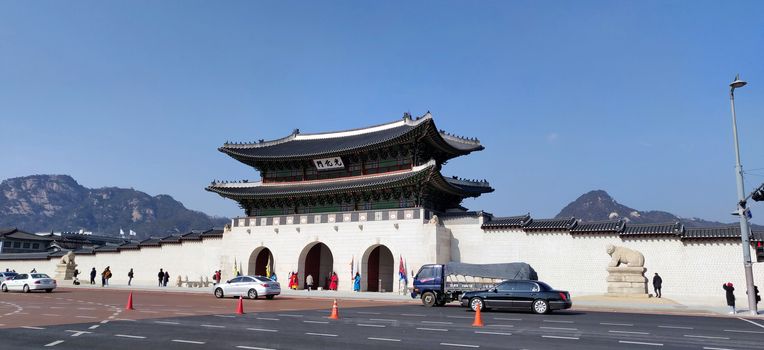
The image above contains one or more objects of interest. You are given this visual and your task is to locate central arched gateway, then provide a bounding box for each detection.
[298,242,334,290]
[362,245,394,292]
[248,247,273,277]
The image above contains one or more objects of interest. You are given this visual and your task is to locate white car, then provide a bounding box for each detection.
[1,273,57,293]
[213,275,280,299]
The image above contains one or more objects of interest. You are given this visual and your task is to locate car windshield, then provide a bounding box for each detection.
[31,274,50,279]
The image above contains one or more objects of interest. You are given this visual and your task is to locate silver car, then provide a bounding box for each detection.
[1,273,57,293]
[213,275,280,299]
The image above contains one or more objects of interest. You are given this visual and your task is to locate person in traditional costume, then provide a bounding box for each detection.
[329,272,338,290]
[353,272,361,292]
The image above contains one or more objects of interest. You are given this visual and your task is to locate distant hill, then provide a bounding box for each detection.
[0,175,229,238]
[556,190,762,229]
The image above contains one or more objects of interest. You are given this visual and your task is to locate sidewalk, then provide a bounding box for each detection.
[62,282,763,318]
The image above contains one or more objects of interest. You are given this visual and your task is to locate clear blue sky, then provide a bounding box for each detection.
[2,1,763,224]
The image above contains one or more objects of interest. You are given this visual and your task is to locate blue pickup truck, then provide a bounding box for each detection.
[411,262,537,307]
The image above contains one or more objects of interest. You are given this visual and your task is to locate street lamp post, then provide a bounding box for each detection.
[728,74,758,316]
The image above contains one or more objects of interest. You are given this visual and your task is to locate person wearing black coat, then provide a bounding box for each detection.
[90,267,97,285]
[652,273,663,298]
[157,268,164,287]
[723,283,736,314]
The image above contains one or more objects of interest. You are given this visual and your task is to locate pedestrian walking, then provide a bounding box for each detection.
[652,273,662,298]
[128,268,134,286]
[306,274,314,291]
[163,271,169,287]
[723,282,736,314]
[746,285,761,306]
[101,266,111,287]
[329,272,338,291]
[90,267,97,285]
[157,268,164,287]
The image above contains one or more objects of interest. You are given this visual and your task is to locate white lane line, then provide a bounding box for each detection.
[76,315,97,319]
[305,332,338,337]
[201,324,225,328]
[609,330,649,335]
[236,346,275,350]
[303,320,329,324]
[69,331,90,337]
[723,329,764,334]
[542,335,579,340]
[401,313,426,317]
[417,327,448,332]
[369,318,396,322]
[440,343,480,348]
[737,317,764,329]
[114,318,135,322]
[89,325,100,330]
[172,339,205,345]
[100,320,109,324]
[42,314,61,317]
[601,322,633,326]
[277,314,303,317]
[683,335,729,340]
[214,315,236,318]
[619,340,663,346]
[44,340,64,347]
[49,307,65,309]
[247,328,278,332]
[703,347,737,350]
[356,311,381,315]
[494,317,522,321]
[256,317,280,321]
[475,331,512,336]
[155,321,180,325]
[21,326,46,330]
[447,316,473,319]
[540,326,578,331]
[658,325,693,330]
[368,337,401,342]
[422,321,453,325]
[542,320,574,323]
[357,323,386,328]
[486,324,514,328]
[115,334,146,339]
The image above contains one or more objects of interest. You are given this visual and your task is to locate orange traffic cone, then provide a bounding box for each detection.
[236,296,244,315]
[125,292,134,311]
[472,304,484,327]
[328,299,339,320]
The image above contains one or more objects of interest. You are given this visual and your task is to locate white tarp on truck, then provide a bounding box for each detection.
[444,262,537,281]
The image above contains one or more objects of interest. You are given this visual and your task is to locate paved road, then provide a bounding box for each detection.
[1,288,762,349]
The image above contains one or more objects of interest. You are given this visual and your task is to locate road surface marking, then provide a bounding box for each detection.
[138,310,158,314]
[114,319,135,322]
[609,330,649,335]
[356,311,381,315]
[703,347,736,350]
[493,317,522,321]
[540,326,578,331]
[76,315,97,319]
[67,331,91,337]
[368,337,401,342]
[214,315,236,318]
[440,343,480,348]
[44,340,64,347]
[447,316,473,319]
[201,324,225,328]
[247,328,278,332]
[49,307,65,309]
[256,317,280,321]
[172,339,205,345]
[42,314,61,317]
[737,317,764,329]
[304,320,329,324]
[21,326,45,330]
[422,321,453,325]
[77,307,96,310]
[306,332,338,337]
[115,334,146,339]
[277,313,303,317]
[401,313,426,317]
[236,346,275,350]
[723,329,764,334]
[486,324,514,328]
[601,323,633,326]
[543,320,574,323]
[369,318,397,322]
[619,340,663,346]
[155,321,180,325]
[417,327,449,332]
[88,325,100,330]
[475,331,512,336]
[658,325,692,329]
[683,335,729,340]
[541,335,579,340]
[357,323,386,327]
[100,320,109,324]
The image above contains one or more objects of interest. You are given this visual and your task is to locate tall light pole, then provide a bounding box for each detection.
[729,74,758,316]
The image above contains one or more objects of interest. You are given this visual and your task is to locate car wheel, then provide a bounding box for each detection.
[266,295,275,300]
[532,299,549,314]
[45,289,53,293]
[1,284,7,292]
[469,297,484,312]
[248,289,258,299]
[421,292,437,307]
[214,288,224,298]
[23,285,30,293]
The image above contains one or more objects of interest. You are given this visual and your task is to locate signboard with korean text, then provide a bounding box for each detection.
[313,157,344,171]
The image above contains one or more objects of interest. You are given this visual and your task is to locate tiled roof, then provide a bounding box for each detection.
[570,220,625,233]
[218,113,483,162]
[159,235,183,244]
[684,226,764,241]
[138,238,162,247]
[0,228,54,241]
[94,244,120,252]
[200,229,224,237]
[481,214,531,229]
[0,252,51,260]
[523,217,578,231]
[621,222,683,236]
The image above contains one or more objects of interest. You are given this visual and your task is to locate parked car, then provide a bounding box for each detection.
[460,280,571,314]
[0,272,18,281]
[213,275,280,299]
[1,273,57,293]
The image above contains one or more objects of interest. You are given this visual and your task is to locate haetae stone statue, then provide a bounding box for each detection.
[605,244,648,297]
[54,251,77,281]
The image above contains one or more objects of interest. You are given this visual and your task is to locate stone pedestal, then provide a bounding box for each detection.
[605,267,648,297]
[54,263,76,281]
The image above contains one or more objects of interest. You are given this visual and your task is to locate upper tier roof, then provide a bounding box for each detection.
[206,159,493,200]
[218,112,483,163]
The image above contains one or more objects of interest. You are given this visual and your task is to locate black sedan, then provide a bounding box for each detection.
[460,280,571,314]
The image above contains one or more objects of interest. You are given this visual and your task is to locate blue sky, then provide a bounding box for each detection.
[1,1,763,224]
